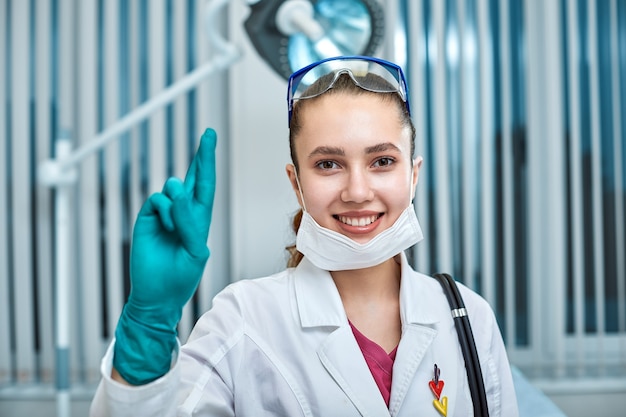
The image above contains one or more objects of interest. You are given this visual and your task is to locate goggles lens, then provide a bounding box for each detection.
[287,56,411,125]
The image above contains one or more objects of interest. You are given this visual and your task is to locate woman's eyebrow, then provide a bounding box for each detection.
[365,142,402,154]
[308,146,345,158]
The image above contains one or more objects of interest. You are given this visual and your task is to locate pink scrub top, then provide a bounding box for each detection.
[349,321,398,407]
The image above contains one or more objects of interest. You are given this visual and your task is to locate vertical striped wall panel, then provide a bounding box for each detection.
[566,0,587,375]
[102,0,122,348]
[587,0,607,360]
[476,0,496,308]
[498,0,518,352]
[402,0,626,378]
[148,0,168,193]
[11,0,35,383]
[0,0,11,385]
[0,0,230,389]
[34,0,54,382]
[196,0,230,319]
[173,0,194,343]
[611,0,626,340]
[77,0,102,383]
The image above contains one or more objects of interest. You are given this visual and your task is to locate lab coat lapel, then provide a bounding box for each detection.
[318,326,391,417]
[391,325,464,417]
[389,323,437,415]
[389,254,440,415]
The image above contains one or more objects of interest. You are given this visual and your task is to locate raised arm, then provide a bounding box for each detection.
[112,128,217,385]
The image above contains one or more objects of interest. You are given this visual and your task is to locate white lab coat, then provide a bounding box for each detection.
[90,253,518,417]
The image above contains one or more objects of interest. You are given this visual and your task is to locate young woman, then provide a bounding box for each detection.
[90,56,518,416]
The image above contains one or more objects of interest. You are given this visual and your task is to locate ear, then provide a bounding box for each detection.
[285,164,304,208]
[411,156,423,200]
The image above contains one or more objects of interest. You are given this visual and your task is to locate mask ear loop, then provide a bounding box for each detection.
[409,158,417,207]
[293,168,308,212]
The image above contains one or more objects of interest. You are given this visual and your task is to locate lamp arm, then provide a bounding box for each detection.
[59,51,237,171]
[39,0,239,186]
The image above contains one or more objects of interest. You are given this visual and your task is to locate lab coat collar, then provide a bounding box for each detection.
[294,252,440,329]
[293,256,348,328]
[397,252,440,326]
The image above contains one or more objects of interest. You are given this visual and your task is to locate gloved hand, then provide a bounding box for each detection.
[113,128,217,385]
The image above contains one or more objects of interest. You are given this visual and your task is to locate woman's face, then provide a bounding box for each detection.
[286,92,422,244]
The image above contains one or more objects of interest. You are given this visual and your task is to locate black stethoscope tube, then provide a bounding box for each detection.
[434,273,490,417]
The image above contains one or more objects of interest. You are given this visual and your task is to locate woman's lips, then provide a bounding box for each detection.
[333,212,384,235]
[336,214,381,227]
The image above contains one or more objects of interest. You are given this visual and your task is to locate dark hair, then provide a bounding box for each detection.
[285,72,416,267]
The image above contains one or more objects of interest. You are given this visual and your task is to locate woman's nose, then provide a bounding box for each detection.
[340,170,375,203]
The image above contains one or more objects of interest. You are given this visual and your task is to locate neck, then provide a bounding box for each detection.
[330,256,402,303]
[331,256,403,353]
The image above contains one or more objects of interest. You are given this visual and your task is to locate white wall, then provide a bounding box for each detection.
[227,1,314,281]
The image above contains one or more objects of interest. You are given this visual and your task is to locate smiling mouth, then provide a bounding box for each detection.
[334,214,383,227]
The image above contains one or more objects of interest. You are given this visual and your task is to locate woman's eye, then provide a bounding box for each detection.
[373,157,394,167]
[316,160,339,170]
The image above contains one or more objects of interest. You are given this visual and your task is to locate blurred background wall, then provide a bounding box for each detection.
[0,0,625,416]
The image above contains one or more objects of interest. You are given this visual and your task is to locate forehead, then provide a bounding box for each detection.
[294,92,412,155]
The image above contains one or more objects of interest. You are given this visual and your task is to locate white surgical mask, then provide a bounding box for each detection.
[293,168,423,271]
[296,204,423,271]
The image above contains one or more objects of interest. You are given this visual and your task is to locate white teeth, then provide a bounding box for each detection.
[338,215,379,226]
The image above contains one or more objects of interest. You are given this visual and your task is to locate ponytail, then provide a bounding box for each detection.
[286,208,304,268]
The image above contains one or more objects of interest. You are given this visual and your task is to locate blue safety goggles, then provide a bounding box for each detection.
[287,55,411,125]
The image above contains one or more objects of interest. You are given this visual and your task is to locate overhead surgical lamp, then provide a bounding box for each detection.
[38,1,385,416]
[244,0,385,80]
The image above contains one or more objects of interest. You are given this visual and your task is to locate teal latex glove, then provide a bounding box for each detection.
[113,128,217,385]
